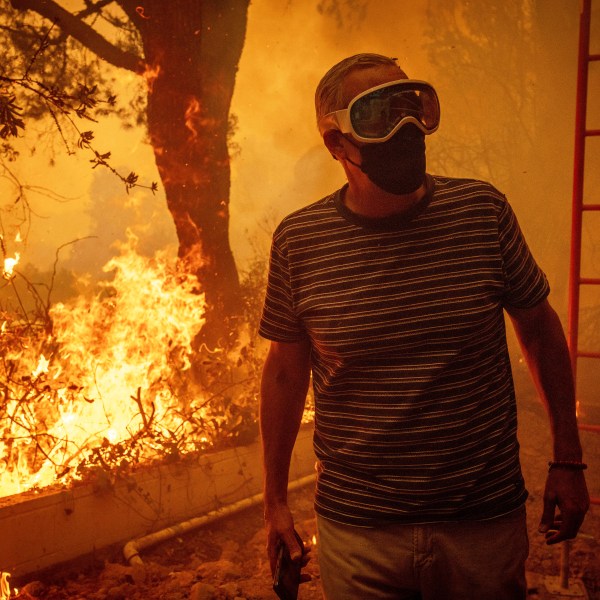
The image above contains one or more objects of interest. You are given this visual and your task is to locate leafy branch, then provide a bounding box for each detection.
[0,23,158,194]
[0,93,25,139]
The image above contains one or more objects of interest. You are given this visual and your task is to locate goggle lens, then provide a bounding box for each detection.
[348,81,439,140]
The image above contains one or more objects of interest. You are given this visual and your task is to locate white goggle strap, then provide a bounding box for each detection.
[318,110,351,137]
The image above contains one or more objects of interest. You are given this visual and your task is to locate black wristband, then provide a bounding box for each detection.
[548,460,588,472]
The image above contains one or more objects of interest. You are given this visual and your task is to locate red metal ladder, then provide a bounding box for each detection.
[568,0,600,502]
[552,2,600,593]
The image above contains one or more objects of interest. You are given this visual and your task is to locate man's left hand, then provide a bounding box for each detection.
[538,469,589,544]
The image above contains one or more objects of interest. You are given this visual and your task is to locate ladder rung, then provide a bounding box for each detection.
[580,278,600,285]
[577,351,600,359]
[589,54,600,61]
[586,129,600,136]
[583,204,600,211]
[579,423,600,433]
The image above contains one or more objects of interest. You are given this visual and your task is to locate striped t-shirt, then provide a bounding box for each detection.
[259,174,550,526]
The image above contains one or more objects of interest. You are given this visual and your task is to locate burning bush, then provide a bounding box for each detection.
[0,233,266,498]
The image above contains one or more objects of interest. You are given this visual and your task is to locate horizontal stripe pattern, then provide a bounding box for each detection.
[260,175,549,526]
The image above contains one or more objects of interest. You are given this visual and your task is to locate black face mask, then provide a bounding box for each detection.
[347,125,426,195]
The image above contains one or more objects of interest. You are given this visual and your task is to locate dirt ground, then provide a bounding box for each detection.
[11,388,600,600]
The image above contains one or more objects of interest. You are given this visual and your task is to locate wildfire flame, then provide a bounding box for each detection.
[2,253,19,280]
[0,572,10,600]
[0,233,210,497]
[142,62,161,93]
[185,97,202,142]
[32,354,50,378]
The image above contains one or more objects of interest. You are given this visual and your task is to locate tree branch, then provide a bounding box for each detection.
[10,0,145,74]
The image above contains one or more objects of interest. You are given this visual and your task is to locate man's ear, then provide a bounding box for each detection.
[323,130,346,161]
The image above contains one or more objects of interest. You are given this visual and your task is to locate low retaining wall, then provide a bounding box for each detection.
[0,425,316,579]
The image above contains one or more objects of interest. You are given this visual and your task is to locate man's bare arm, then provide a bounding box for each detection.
[260,338,312,572]
[507,299,589,544]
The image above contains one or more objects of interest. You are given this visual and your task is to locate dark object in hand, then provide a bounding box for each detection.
[273,530,304,600]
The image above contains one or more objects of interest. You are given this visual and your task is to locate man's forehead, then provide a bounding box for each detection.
[342,65,408,107]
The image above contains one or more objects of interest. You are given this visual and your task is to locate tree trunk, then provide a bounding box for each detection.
[8,0,251,344]
[120,0,250,344]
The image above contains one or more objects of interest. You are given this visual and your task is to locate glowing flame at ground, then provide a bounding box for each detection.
[0,572,10,600]
[0,233,211,497]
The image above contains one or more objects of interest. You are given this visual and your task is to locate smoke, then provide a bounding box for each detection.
[229,1,434,265]
[229,0,591,289]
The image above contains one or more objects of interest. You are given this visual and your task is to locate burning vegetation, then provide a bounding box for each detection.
[0,232,268,499]
[0,0,292,505]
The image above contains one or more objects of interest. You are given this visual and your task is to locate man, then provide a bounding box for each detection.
[259,53,589,600]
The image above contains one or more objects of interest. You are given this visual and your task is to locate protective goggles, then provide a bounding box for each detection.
[318,79,440,143]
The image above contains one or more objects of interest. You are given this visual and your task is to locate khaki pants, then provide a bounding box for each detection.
[316,506,529,600]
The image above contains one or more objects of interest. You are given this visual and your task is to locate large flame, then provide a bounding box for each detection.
[0,233,208,497]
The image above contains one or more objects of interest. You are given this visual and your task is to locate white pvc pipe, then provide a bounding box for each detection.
[123,473,317,566]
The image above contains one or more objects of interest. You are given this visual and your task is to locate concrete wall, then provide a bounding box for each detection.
[0,425,316,579]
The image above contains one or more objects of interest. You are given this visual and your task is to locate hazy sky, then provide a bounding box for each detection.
[230,1,440,263]
[230,0,597,282]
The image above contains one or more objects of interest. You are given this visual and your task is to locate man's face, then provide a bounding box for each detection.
[331,65,431,196]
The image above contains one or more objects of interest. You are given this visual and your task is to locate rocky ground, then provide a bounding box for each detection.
[11,388,600,600]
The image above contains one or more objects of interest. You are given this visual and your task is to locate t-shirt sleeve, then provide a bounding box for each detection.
[258,231,307,342]
[497,198,550,308]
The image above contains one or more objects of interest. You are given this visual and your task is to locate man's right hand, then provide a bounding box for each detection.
[265,503,309,575]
